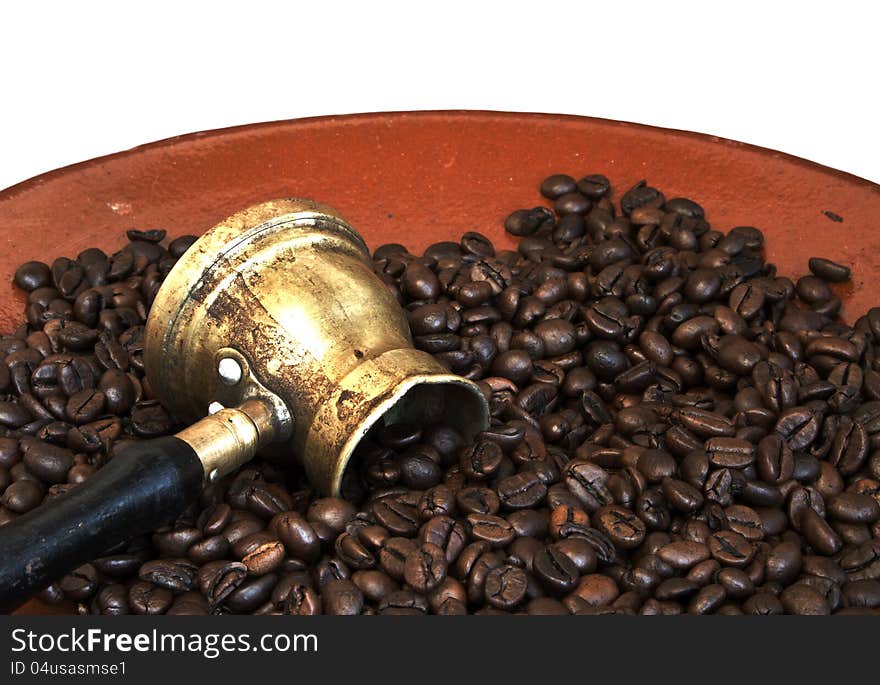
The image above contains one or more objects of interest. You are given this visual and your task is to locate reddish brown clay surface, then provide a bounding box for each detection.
[2,111,880,329]
[2,111,879,614]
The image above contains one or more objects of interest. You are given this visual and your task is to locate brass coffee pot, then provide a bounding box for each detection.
[0,199,489,611]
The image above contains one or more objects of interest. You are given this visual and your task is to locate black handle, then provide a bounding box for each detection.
[0,436,204,613]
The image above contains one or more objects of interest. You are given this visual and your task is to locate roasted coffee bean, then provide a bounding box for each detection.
[564,459,612,511]
[198,561,248,605]
[127,229,167,244]
[725,505,764,541]
[467,550,505,604]
[549,504,590,539]
[378,537,418,581]
[708,531,755,567]
[677,408,735,438]
[371,497,419,536]
[636,449,676,482]
[533,544,580,595]
[187,535,230,564]
[398,449,442,489]
[796,276,832,304]
[828,492,880,524]
[0,401,32,429]
[59,563,98,600]
[716,567,755,599]
[138,559,198,592]
[316,579,362,615]
[378,589,429,615]
[508,509,548,539]
[756,434,794,484]
[154,526,202,557]
[593,505,646,549]
[680,450,710,488]
[729,283,765,320]
[572,573,620,607]
[130,400,173,437]
[456,486,501,515]
[65,388,105,424]
[467,513,515,547]
[14,261,53,292]
[378,423,422,450]
[688,584,727,614]
[765,541,803,584]
[420,515,467,564]
[1,480,43,513]
[21,440,73,483]
[541,174,577,199]
[775,406,820,451]
[402,262,440,301]
[742,592,784,615]
[242,539,286,575]
[829,418,868,476]
[128,582,173,615]
[842,579,880,608]
[404,542,447,592]
[484,564,528,609]
[661,478,704,513]
[636,489,672,530]
[98,369,135,414]
[351,569,397,604]
[657,541,710,570]
[577,174,611,200]
[165,591,209,616]
[780,582,830,615]
[271,511,320,561]
[799,507,843,556]
[706,437,755,470]
[655,577,700,602]
[312,556,350,588]
[460,440,503,479]
[418,485,456,519]
[808,257,851,283]
[497,471,547,509]
[505,207,552,237]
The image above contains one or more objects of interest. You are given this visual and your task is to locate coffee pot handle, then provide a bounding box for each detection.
[0,436,204,613]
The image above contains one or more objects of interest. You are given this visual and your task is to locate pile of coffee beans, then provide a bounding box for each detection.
[2,175,879,615]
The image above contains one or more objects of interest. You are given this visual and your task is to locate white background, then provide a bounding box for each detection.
[2,1,877,190]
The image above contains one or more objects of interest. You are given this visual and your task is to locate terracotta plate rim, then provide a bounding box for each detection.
[2,110,878,199]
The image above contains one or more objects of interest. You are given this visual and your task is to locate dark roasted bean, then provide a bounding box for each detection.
[456,486,501,515]
[459,440,503,480]
[540,174,577,199]
[781,582,830,615]
[497,471,546,509]
[128,582,173,615]
[572,573,620,607]
[198,561,248,605]
[467,513,515,547]
[420,515,467,564]
[657,541,710,570]
[379,537,418,581]
[484,564,528,609]
[322,579,364,615]
[593,505,646,549]
[404,542,447,593]
[708,530,755,567]
[564,459,612,511]
[138,559,198,592]
[808,257,851,283]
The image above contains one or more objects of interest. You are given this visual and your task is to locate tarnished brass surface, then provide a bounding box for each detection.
[146,199,489,494]
[176,399,276,482]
